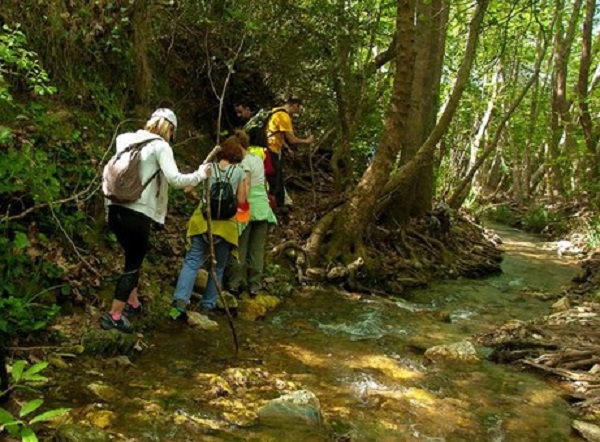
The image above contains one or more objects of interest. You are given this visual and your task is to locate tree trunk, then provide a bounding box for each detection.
[548,0,583,197]
[316,0,417,263]
[385,0,448,223]
[133,0,151,105]
[577,0,599,187]
[310,0,489,265]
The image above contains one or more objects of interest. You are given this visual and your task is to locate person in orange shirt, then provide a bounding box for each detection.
[266,98,314,209]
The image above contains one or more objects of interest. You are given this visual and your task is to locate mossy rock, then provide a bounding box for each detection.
[54,423,111,442]
[239,294,281,321]
[82,329,137,356]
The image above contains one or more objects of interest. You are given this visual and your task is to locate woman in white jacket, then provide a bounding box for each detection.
[101,108,210,333]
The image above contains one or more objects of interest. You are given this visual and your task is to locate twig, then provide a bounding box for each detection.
[48,203,100,278]
[3,118,142,222]
[202,34,248,354]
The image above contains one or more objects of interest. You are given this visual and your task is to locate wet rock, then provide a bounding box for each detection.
[209,376,233,397]
[194,269,209,292]
[305,267,326,280]
[48,354,70,369]
[102,356,133,369]
[573,420,600,442]
[82,329,137,356]
[54,423,111,442]
[216,291,239,309]
[424,341,481,363]
[85,410,115,429]
[187,311,219,330]
[239,294,281,321]
[87,383,120,402]
[552,297,571,312]
[258,390,323,427]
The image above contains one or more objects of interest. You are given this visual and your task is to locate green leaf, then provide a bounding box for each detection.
[19,399,43,417]
[21,426,39,442]
[13,232,29,249]
[22,362,48,378]
[28,407,70,424]
[0,407,17,425]
[11,360,26,382]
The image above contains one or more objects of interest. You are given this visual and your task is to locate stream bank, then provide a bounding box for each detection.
[32,222,588,441]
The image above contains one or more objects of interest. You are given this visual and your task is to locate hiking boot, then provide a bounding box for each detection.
[100,312,133,334]
[170,300,188,322]
[123,302,143,317]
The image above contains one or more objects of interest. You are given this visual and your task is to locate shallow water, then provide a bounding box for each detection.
[49,223,582,441]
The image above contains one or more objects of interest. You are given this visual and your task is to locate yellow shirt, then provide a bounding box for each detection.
[266,107,292,154]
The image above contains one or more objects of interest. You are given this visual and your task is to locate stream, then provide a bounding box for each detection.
[49,223,582,441]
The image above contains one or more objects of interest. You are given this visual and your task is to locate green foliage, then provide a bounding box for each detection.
[0,361,70,442]
[0,24,57,105]
[522,206,550,233]
[486,205,516,226]
[585,217,600,250]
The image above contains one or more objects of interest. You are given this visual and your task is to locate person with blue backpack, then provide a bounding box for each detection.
[171,131,248,317]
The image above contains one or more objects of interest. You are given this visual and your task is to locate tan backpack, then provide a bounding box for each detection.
[102,138,160,204]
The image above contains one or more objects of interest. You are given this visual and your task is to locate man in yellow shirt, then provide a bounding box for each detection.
[266,98,314,209]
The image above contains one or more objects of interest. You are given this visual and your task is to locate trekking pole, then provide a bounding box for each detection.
[202,145,239,354]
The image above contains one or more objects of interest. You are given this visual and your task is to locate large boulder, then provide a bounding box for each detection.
[258,390,322,427]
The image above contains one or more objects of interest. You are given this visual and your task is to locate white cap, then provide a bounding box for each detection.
[151,108,177,129]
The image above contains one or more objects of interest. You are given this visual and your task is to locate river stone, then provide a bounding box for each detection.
[85,410,116,429]
[187,311,219,330]
[552,296,571,312]
[258,389,322,427]
[82,329,137,356]
[239,294,281,321]
[573,420,600,442]
[54,423,111,442]
[424,341,481,362]
[87,383,120,402]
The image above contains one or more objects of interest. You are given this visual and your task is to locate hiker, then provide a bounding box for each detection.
[101,108,211,333]
[171,131,248,317]
[266,97,314,209]
[234,100,253,123]
[227,130,277,297]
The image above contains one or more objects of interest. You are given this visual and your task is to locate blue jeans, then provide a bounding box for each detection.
[172,235,231,309]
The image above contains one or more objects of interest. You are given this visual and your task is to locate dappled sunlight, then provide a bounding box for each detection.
[348,354,423,381]
[278,343,334,369]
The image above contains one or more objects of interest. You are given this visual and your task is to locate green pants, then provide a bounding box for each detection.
[227,220,269,293]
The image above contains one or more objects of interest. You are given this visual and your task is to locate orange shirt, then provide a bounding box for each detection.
[266,107,292,154]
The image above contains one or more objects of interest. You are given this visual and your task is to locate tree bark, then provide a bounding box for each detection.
[548,0,583,197]
[309,0,489,265]
[315,0,417,263]
[385,0,448,223]
[133,0,151,105]
[378,0,489,215]
[577,0,599,183]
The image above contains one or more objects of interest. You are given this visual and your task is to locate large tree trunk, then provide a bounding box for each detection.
[316,0,417,263]
[577,0,599,187]
[548,0,583,197]
[385,0,448,223]
[310,0,489,265]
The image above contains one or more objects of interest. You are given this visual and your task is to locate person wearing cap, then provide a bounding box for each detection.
[226,130,277,297]
[101,108,211,333]
[266,97,314,209]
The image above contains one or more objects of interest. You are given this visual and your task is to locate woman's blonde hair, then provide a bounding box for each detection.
[145,117,174,142]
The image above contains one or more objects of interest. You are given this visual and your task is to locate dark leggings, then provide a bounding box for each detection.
[267,151,285,207]
[108,205,152,302]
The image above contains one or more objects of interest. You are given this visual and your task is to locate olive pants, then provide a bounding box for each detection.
[226,221,269,294]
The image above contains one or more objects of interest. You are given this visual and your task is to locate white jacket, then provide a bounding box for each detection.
[107,130,206,224]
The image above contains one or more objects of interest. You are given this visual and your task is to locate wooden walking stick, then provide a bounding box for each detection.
[202,146,239,354]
